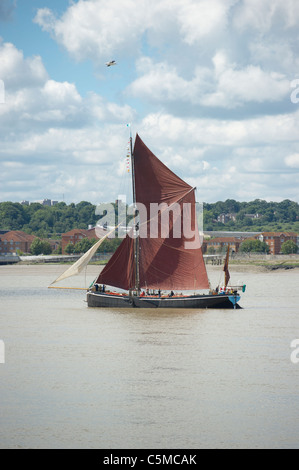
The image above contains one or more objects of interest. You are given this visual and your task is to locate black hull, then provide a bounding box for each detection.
[87,291,241,309]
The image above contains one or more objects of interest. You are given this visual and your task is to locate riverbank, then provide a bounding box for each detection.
[227,254,299,271]
[13,253,299,274]
[17,254,110,266]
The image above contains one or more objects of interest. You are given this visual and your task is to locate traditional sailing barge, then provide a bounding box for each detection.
[86,134,242,309]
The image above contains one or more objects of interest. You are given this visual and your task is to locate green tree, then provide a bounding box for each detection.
[0,202,29,230]
[30,238,43,255]
[65,242,74,254]
[73,238,92,253]
[53,245,62,254]
[281,240,298,254]
[41,240,52,255]
[30,238,52,255]
[240,239,269,253]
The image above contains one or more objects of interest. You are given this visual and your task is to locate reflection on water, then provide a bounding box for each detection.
[0,264,299,449]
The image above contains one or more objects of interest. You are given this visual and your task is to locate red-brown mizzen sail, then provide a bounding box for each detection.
[96,134,209,291]
[223,244,230,289]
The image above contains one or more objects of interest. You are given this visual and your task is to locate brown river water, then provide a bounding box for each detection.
[0,263,298,449]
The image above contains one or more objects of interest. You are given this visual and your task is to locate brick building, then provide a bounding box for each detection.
[0,231,36,254]
[254,232,298,255]
[45,239,61,252]
[203,236,244,254]
[61,228,97,254]
[203,231,298,255]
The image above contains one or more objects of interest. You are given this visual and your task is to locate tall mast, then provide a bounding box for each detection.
[130,131,140,291]
[130,131,136,206]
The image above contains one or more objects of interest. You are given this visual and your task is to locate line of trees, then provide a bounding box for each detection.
[64,237,122,255]
[0,198,298,237]
[29,235,298,256]
[0,201,99,237]
[203,198,299,232]
[207,239,298,255]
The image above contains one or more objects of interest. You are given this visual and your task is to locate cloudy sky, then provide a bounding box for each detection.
[0,0,299,205]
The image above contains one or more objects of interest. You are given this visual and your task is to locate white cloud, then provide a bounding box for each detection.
[42,80,82,105]
[233,0,299,33]
[140,110,299,148]
[202,59,290,107]
[127,57,199,103]
[33,7,56,33]
[33,0,239,62]
[249,39,299,75]
[0,40,48,89]
[128,53,290,109]
[178,0,236,45]
[34,0,148,61]
[285,154,299,168]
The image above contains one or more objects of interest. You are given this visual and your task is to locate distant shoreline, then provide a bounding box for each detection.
[207,255,299,272]
[207,263,299,273]
[10,254,299,273]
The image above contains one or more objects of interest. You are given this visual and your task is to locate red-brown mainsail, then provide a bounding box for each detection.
[96,134,209,291]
